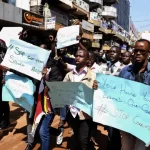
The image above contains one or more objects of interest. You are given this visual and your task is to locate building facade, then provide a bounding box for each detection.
[114,0,130,31]
[129,17,139,40]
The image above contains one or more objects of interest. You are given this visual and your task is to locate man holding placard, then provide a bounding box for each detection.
[100,46,123,150]
[64,49,98,150]
[119,39,150,150]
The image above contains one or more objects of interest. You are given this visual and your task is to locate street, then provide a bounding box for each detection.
[0,103,108,150]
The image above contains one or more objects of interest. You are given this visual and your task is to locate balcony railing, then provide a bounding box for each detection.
[102,6,117,18]
[70,0,89,12]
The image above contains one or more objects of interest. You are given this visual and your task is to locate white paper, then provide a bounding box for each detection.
[1,38,50,80]
[57,25,79,49]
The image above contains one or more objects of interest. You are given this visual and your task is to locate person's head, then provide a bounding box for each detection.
[87,52,96,67]
[107,46,121,63]
[0,39,7,54]
[75,49,89,68]
[93,49,99,54]
[40,44,47,50]
[49,34,55,42]
[133,39,150,63]
[122,51,132,65]
[99,50,104,58]
[57,48,66,56]
[19,29,29,40]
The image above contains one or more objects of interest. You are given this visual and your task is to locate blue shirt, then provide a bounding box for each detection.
[119,62,150,85]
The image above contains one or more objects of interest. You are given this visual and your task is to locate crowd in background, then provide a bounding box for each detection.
[0,27,150,150]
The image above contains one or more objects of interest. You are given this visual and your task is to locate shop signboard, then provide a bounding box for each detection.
[121,44,127,50]
[22,9,44,29]
[93,34,103,40]
[82,20,94,33]
[45,16,56,30]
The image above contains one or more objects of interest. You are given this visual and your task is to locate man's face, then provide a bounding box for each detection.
[122,52,131,64]
[133,41,149,63]
[107,47,120,62]
[87,53,95,67]
[94,50,99,54]
[60,48,66,55]
[75,50,88,67]
[99,51,104,58]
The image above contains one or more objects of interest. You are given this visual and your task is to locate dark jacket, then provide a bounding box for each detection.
[119,62,150,85]
[46,59,63,81]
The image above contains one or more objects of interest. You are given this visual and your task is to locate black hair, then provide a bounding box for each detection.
[111,46,121,53]
[136,39,150,48]
[77,49,89,58]
[89,51,96,61]
[123,51,132,57]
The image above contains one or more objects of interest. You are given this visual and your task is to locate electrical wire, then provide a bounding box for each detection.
[134,19,150,23]
[137,24,150,29]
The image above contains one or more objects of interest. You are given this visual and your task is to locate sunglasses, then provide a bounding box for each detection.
[133,49,148,54]
[107,50,117,53]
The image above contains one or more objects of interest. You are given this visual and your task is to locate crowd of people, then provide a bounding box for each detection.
[0,28,150,150]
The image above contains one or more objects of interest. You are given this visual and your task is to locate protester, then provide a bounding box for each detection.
[46,49,67,146]
[33,43,63,150]
[48,34,56,57]
[100,46,123,150]
[119,39,150,150]
[25,44,49,150]
[87,51,101,73]
[0,39,10,129]
[100,46,124,76]
[87,51,101,147]
[98,50,106,65]
[122,51,132,66]
[64,49,98,150]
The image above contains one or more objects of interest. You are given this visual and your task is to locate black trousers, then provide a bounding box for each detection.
[26,112,34,144]
[91,121,97,137]
[0,85,10,123]
[67,111,92,150]
[107,127,121,150]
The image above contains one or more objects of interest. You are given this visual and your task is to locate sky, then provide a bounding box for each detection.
[130,0,150,32]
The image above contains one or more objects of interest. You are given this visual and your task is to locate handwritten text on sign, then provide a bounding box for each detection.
[1,38,50,80]
[57,25,80,49]
[93,74,150,146]
[46,82,93,116]
[2,72,36,113]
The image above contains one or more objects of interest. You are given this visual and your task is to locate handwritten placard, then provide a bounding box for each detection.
[2,71,36,113]
[1,38,50,80]
[56,25,80,49]
[46,82,93,116]
[93,74,150,146]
